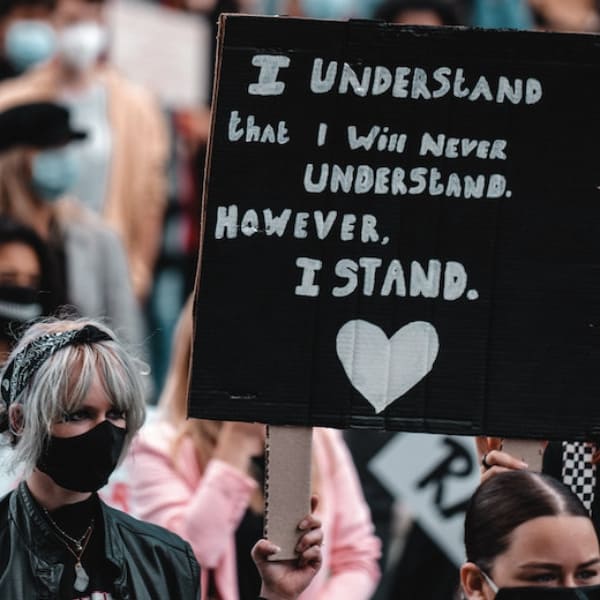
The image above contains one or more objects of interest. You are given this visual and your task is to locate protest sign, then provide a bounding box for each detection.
[107,0,210,108]
[189,15,600,440]
[369,432,480,566]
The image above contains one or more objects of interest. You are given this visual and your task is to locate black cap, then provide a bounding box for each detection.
[0,102,87,153]
[0,0,56,19]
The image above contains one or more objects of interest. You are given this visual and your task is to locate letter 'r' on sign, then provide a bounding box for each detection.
[248,55,291,96]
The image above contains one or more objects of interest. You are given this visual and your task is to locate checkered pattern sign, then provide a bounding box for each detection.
[562,441,596,512]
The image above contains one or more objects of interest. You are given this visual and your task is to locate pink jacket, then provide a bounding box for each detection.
[127,422,381,600]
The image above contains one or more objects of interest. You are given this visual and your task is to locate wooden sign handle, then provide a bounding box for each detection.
[502,438,546,472]
[264,425,313,560]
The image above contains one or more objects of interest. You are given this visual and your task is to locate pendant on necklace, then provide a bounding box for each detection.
[74,561,90,592]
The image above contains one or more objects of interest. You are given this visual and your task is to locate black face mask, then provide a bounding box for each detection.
[496,585,600,599]
[37,420,127,492]
[0,285,43,340]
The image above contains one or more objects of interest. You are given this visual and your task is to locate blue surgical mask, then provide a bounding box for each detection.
[299,0,357,19]
[4,20,56,73]
[31,147,79,201]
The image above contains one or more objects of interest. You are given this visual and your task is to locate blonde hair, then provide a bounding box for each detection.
[159,296,319,511]
[159,296,222,470]
[0,317,146,474]
[0,148,42,226]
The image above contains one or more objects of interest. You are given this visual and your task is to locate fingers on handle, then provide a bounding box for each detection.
[298,544,323,569]
[476,437,503,460]
[310,495,319,513]
[482,449,528,471]
[252,539,281,563]
[296,528,323,554]
[298,513,322,532]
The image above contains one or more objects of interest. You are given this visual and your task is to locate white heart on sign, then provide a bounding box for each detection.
[336,320,439,413]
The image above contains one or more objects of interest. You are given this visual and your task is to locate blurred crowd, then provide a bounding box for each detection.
[1,1,599,600]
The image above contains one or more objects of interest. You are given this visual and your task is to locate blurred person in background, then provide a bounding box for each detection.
[0,215,64,363]
[374,0,466,25]
[275,0,359,18]
[145,0,241,393]
[470,0,534,29]
[0,0,56,81]
[261,0,468,19]
[529,0,600,32]
[0,102,145,352]
[126,296,381,600]
[0,0,169,301]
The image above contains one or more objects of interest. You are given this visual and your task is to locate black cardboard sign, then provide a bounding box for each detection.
[189,15,600,441]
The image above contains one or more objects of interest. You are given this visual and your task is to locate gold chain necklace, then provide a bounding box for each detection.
[43,509,95,593]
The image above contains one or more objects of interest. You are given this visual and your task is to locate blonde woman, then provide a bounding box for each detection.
[127,297,381,600]
[0,317,199,598]
[0,317,321,600]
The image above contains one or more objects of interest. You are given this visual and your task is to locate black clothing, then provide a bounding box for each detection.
[45,494,115,598]
[0,58,17,83]
[390,523,459,600]
[0,102,86,153]
[235,508,263,600]
[0,482,201,599]
[235,455,265,600]
[343,430,396,600]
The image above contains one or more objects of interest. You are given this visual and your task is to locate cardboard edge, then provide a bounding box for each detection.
[188,13,230,406]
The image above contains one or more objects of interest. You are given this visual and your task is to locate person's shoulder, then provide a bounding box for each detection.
[0,489,15,532]
[104,501,193,553]
[313,427,346,457]
[0,489,11,513]
[99,65,160,112]
[55,201,121,253]
[54,198,108,233]
[133,418,178,451]
[103,501,201,590]
[0,61,58,109]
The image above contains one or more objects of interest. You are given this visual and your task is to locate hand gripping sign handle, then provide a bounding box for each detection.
[264,425,313,560]
[501,439,546,472]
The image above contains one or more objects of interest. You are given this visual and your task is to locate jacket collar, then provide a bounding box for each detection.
[12,482,65,564]
[11,481,125,574]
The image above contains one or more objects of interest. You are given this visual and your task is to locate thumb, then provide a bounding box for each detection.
[252,539,281,564]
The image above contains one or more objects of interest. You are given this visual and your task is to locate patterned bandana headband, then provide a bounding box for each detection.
[0,324,113,410]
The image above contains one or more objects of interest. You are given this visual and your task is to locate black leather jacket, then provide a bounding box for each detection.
[0,482,201,599]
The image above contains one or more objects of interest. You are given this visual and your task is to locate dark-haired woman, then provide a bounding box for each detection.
[461,470,600,599]
[478,437,600,537]
[0,215,64,362]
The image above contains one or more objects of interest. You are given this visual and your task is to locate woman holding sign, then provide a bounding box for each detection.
[461,470,600,599]
[127,297,381,600]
